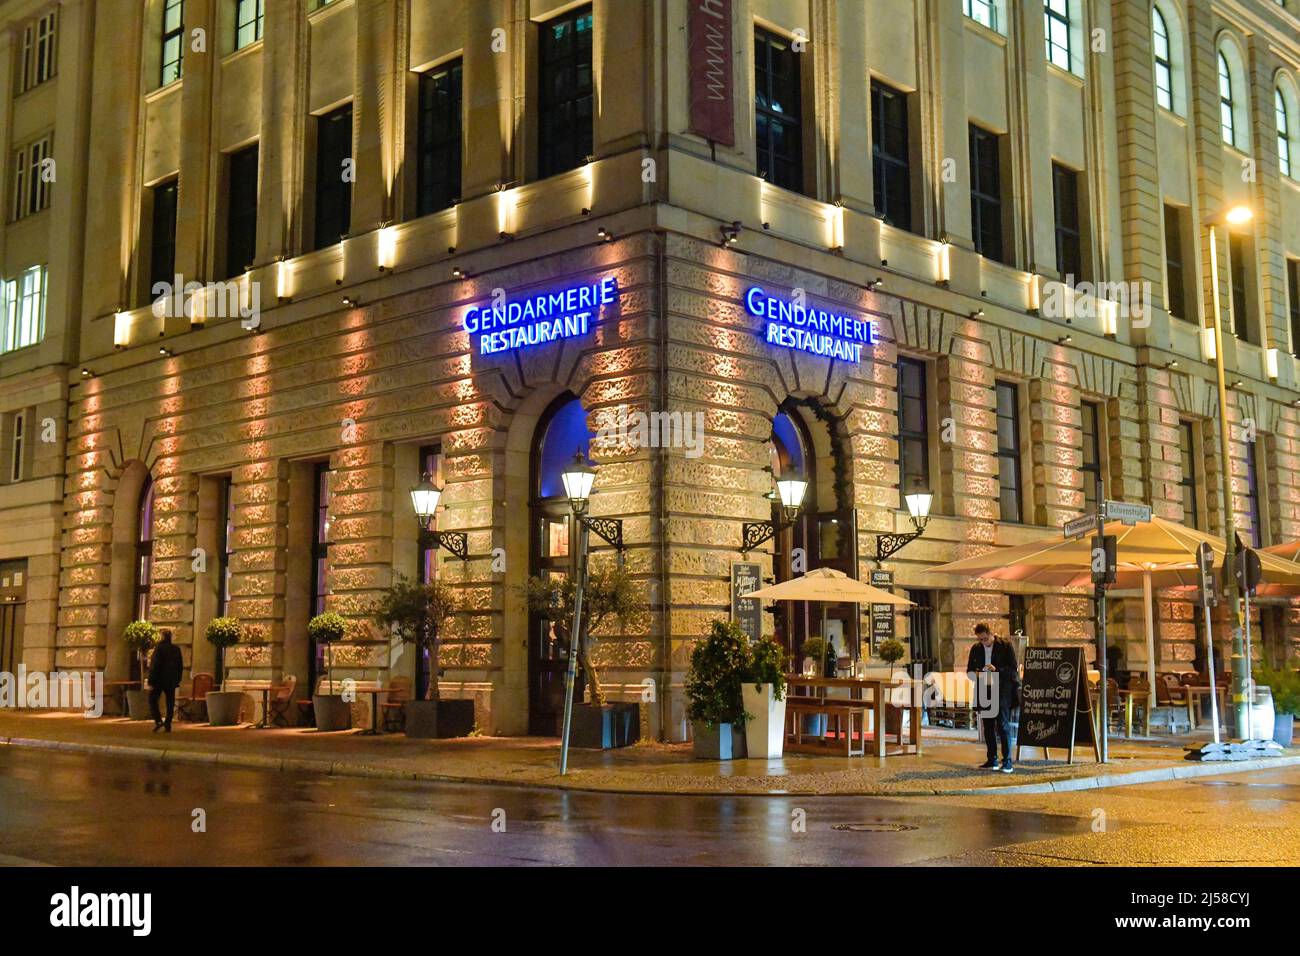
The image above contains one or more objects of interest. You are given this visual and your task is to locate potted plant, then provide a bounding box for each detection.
[308,611,351,731]
[121,620,159,720]
[877,638,909,738]
[684,620,749,759]
[203,616,244,726]
[371,576,474,738]
[799,635,834,737]
[525,563,639,748]
[741,637,788,759]
[1256,662,1299,747]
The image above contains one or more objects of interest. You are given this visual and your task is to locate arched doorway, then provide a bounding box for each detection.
[105,461,154,682]
[769,399,859,665]
[527,393,594,735]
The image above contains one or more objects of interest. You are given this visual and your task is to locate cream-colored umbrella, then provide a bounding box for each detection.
[746,566,914,604]
[927,516,1300,698]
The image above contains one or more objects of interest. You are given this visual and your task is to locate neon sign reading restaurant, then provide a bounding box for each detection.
[745,286,877,363]
[464,276,619,355]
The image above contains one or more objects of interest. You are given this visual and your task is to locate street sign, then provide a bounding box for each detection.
[1091,534,1117,585]
[1196,541,1217,607]
[868,569,895,650]
[1233,548,1262,595]
[1104,500,1151,525]
[1064,514,1096,539]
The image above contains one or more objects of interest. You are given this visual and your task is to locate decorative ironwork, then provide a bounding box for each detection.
[580,515,624,551]
[875,528,923,563]
[421,529,469,561]
[742,520,777,553]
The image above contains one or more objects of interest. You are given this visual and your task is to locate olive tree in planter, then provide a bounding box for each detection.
[308,612,351,731]
[204,617,244,726]
[371,576,473,738]
[684,620,748,759]
[741,638,788,759]
[1256,661,1300,747]
[121,620,159,720]
[525,563,639,748]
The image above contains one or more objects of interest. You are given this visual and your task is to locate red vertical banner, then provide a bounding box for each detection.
[687,0,735,146]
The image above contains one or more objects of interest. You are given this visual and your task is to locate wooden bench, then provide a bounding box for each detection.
[786,697,870,757]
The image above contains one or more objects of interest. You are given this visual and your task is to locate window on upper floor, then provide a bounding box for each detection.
[1080,400,1105,512]
[872,80,913,232]
[1152,7,1174,112]
[235,0,264,50]
[6,409,26,483]
[1179,420,1200,530]
[18,9,58,94]
[755,28,803,193]
[161,0,185,86]
[0,265,47,354]
[969,125,1005,264]
[897,356,931,511]
[1052,162,1084,281]
[1229,232,1256,345]
[1164,204,1190,321]
[1219,52,1236,146]
[1245,438,1266,547]
[537,6,593,181]
[11,136,52,222]
[313,104,353,250]
[149,178,179,295]
[1277,86,1295,179]
[1044,0,1072,72]
[995,381,1023,524]
[1287,258,1300,356]
[964,0,997,32]
[223,144,258,279]
[416,60,463,216]
[1217,40,1252,152]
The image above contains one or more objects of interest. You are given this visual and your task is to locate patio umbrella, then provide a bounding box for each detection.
[926,516,1300,699]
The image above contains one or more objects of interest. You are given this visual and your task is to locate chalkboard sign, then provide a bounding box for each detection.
[1017,646,1097,763]
[731,562,763,643]
[869,569,895,650]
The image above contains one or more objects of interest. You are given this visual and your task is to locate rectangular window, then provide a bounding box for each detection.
[897,357,929,509]
[149,178,179,295]
[11,136,52,222]
[161,0,184,86]
[235,0,264,50]
[872,80,912,232]
[964,0,996,31]
[1289,260,1300,357]
[1179,421,1199,530]
[1245,440,1263,547]
[1052,162,1083,280]
[754,28,803,193]
[18,11,57,93]
[1229,233,1254,344]
[311,463,331,618]
[224,144,258,279]
[1164,204,1188,320]
[969,125,1004,263]
[1080,400,1104,512]
[9,411,24,483]
[1,266,47,353]
[217,476,234,617]
[313,104,353,250]
[905,589,936,669]
[1045,0,1072,71]
[1008,593,1028,640]
[537,6,593,180]
[416,61,463,216]
[996,381,1023,523]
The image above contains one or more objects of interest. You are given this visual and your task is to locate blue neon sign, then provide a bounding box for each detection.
[745,286,877,363]
[464,277,618,355]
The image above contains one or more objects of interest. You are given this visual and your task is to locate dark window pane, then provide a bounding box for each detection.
[996,381,1022,523]
[1052,162,1083,280]
[417,61,463,215]
[224,144,258,279]
[1164,205,1187,320]
[969,125,1004,263]
[872,81,912,232]
[313,104,353,250]
[754,28,803,192]
[538,8,594,180]
[149,179,179,295]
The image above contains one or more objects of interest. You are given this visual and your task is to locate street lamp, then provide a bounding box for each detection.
[557,451,625,775]
[409,473,468,560]
[876,480,934,562]
[742,467,808,553]
[1205,202,1255,742]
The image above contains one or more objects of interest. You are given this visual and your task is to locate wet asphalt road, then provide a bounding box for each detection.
[0,749,1295,866]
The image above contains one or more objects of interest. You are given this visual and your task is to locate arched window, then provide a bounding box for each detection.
[1217,39,1251,152]
[1152,7,1174,111]
[1277,86,1294,179]
[133,476,155,621]
[1219,51,1236,146]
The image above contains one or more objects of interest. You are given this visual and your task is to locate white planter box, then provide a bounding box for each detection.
[742,683,787,759]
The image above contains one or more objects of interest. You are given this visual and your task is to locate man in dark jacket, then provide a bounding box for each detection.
[148,629,184,732]
[965,623,1020,773]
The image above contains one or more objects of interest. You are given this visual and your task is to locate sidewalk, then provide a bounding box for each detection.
[0,710,1294,796]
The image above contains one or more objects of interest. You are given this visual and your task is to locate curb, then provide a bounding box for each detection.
[2,733,1296,797]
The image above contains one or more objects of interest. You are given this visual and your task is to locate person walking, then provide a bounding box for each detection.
[965,623,1020,773]
[148,628,184,732]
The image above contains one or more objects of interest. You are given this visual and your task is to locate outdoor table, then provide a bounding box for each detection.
[1186,685,1228,729]
[244,682,273,729]
[786,675,922,757]
[1090,687,1151,738]
[103,680,139,717]
[358,687,389,736]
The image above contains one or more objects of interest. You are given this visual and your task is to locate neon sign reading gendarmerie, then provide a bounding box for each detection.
[745,286,877,363]
[464,277,618,355]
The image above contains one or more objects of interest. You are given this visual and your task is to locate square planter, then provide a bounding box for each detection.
[570,702,639,749]
[313,694,352,732]
[125,689,153,721]
[692,721,746,759]
[741,683,786,759]
[404,699,476,739]
[205,690,243,726]
[1274,713,1294,748]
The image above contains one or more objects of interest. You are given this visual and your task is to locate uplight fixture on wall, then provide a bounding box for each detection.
[1201,327,1217,361]
[936,237,951,286]
[1266,347,1280,380]
[378,223,397,271]
[113,310,130,350]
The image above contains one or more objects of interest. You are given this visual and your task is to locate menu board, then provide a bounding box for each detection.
[1017,646,1095,763]
[869,569,895,650]
[731,561,763,643]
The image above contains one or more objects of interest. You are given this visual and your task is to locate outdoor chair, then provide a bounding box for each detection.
[1157,673,1189,707]
[267,675,297,727]
[176,673,214,722]
[381,676,411,733]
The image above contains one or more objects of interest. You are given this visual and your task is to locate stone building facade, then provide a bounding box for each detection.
[2,0,1300,739]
